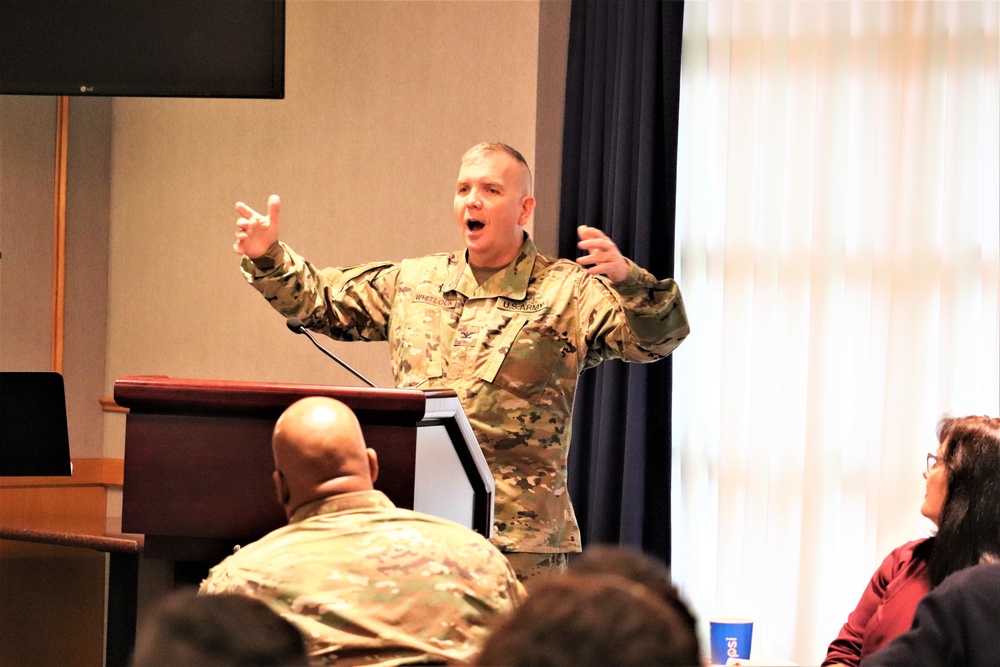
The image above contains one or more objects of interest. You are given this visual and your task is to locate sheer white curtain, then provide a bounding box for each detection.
[672,2,999,665]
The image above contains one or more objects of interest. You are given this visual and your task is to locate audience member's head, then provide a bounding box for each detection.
[476,573,701,667]
[131,588,307,666]
[927,414,1000,586]
[270,396,379,519]
[567,543,699,635]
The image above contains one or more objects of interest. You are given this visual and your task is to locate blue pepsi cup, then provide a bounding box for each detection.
[709,618,753,665]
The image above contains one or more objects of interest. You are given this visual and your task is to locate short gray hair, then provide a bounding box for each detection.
[461,142,533,194]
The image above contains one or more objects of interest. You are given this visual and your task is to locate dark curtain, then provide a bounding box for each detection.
[558,0,685,565]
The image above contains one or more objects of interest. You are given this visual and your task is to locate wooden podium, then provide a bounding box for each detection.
[114,376,494,565]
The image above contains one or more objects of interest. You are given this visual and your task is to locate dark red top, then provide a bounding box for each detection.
[823,538,934,667]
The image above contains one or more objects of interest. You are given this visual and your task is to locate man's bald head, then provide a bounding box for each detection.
[271,397,378,518]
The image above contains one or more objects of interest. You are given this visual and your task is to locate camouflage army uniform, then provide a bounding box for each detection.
[242,234,689,554]
[199,490,524,666]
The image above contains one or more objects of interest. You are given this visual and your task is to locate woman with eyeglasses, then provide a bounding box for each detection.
[822,415,1000,667]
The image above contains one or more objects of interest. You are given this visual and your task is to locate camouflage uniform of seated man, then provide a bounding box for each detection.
[233,142,690,580]
[200,396,524,665]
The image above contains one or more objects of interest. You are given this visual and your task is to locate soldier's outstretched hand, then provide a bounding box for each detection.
[576,225,629,283]
[233,194,281,259]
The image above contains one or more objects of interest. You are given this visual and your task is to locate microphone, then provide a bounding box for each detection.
[285,318,377,388]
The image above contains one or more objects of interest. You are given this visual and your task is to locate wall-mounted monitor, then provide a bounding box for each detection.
[0,0,285,99]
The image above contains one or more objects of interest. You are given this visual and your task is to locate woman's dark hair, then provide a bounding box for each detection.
[928,415,1000,586]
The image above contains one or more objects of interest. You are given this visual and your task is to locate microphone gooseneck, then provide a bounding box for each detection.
[284,318,377,388]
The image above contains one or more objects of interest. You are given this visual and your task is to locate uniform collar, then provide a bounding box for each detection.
[444,233,536,300]
[288,489,395,524]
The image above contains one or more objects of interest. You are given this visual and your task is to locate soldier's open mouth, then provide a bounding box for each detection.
[467,220,485,231]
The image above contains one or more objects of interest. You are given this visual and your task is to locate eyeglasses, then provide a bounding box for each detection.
[926,453,944,473]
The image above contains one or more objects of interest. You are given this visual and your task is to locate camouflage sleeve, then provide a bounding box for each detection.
[578,258,690,369]
[240,241,399,342]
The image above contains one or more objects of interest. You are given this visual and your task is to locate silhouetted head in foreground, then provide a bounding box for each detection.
[568,543,699,635]
[476,572,701,667]
[131,588,307,666]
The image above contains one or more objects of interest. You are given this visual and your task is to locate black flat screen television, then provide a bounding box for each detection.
[0,0,285,99]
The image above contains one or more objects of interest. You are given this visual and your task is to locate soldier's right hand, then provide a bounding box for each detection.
[233,194,281,259]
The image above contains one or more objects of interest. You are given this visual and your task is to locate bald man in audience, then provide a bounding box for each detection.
[199,396,524,666]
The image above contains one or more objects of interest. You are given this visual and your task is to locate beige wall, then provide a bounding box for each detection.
[534,0,571,254]
[0,97,112,461]
[0,0,571,475]
[1,2,570,462]
[65,99,114,459]
[103,0,568,458]
[0,97,57,372]
[1,3,569,663]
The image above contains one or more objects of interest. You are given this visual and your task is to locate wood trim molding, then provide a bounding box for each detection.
[99,395,128,414]
[0,458,124,489]
[51,96,69,374]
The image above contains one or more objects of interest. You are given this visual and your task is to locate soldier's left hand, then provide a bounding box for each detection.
[576,225,630,282]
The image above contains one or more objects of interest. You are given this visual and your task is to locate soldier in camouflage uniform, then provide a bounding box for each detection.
[233,142,689,579]
[199,396,524,666]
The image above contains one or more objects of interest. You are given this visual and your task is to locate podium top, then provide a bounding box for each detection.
[114,375,494,559]
[114,375,456,421]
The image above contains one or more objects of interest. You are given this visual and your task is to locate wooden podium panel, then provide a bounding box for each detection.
[114,376,493,563]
